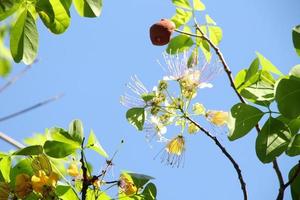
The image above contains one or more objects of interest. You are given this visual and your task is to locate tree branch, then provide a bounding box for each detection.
[185,115,248,200]
[81,138,88,200]
[0,93,64,122]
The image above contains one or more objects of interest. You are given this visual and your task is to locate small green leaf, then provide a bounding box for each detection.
[36,0,70,34]
[56,185,79,200]
[256,52,283,76]
[287,134,300,156]
[205,15,216,25]
[208,26,222,46]
[141,93,155,102]
[0,58,11,77]
[14,145,43,156]
[228,103,264,141]
[193,0,205,11]
[10,9,38,64]
[256,117,291,163]
[166,34,194,55]
[0,156,11,182]
[50,128,81,147]
[187,47,198,68]
[142,183,157,199]
[289,64,300,78]
[172,0,191,10]
[292,25,300,57]
[44,141,77,158]
[171,8,192,28]
[275,77,300,119]
[73,0,102,17]
[289,163,300,200]
[126,108,145,131]
[198,39,211,62]
[69,119,84,144]
[86,130,108,158]
[87,188,110,200]
[245,58,259,82]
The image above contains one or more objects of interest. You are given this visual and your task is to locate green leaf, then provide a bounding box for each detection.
[256,117,291,163]
[205,15,216,25]
[208,26,222,46]
[73,0,102,17]
[275,77,300,119]
[87,188,110,200]
[256,52,283,76]
[13,145,43,156]
[240,81,274,106]
[193,0,205,11]
[292,25,300,57]
[122,172,154,189]
[69,119,84,144]
[141,93,155,102]
[187,47,198,68]
[86,130,108,158]
[142,183,157,199]
[289,163,300,200]
[198,39,211,62]
[50,128,81,147]
[126,108,145,131]
[228,103,264,141]
[0,58,11,77]
[0,0,21,21]
[10,9,38,64]
[44,141,77,158]
[56,185,79,200]
[36,0,70,34]
[289,64,300,78]
[166,34,194,54]
[171,8,192,28]
[0,156,11,182]
[286,134,300,156]
[172,0,191,10]
[245,58,259,82]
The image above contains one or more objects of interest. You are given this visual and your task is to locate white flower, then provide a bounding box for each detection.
[120,75,149,108]
[144,116,168,142]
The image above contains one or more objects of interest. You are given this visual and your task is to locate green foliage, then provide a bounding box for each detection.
[166,34,194,54]
[193,0,205,11]
[126,108,146,131]
[86,130,108,158]
[289,163,300,200]
[286,134,300,156]
[69,119,84,144]
[292,25,300,56]
[255,117,291,163]
[171,8,192,28]
[275,76,300,119]
[56,185,79,200]
[256,52,283,76]
[172,0,191,10]
[228,103,264,140]
[44,140,78,158]
[13,145,43,156]
[36,0,71,34]
[0,0,21,21]
[10,9,39,65]
[73,0,102,17]
[0,156,11,182]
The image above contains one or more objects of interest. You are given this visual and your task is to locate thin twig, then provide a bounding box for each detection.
[0,131,25,149]
[0,93,64,122]
[81,138,88,200]
[185,115,248,200]
[0,64,32,94]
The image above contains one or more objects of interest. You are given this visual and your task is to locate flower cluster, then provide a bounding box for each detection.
[122,52,229,167]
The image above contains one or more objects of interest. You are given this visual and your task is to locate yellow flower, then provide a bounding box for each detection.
[15,174,32,199]
[188,123,200,134]
[161,135,185,167]
[31,170,59,194]
[206,111,228,126]
[119,174,137,196]
[166,135,185,155]
[192,103,206,115]
[0,182,10,200]
[67,163,80,177]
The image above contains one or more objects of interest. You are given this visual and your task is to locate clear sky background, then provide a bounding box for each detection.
[1,0,300,199]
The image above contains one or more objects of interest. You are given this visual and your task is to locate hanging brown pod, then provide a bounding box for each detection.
[149,19,176,46]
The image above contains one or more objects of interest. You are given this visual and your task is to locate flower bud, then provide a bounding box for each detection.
[150,19,176,46]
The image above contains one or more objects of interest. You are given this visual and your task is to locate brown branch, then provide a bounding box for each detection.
[185,115,248,200]
[81,138,88,200]
[0,93,64,122]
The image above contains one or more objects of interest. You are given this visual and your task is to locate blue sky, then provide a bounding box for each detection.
[1,0,300,199]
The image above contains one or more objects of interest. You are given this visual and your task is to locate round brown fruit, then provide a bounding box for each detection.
[149,19,176,46]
